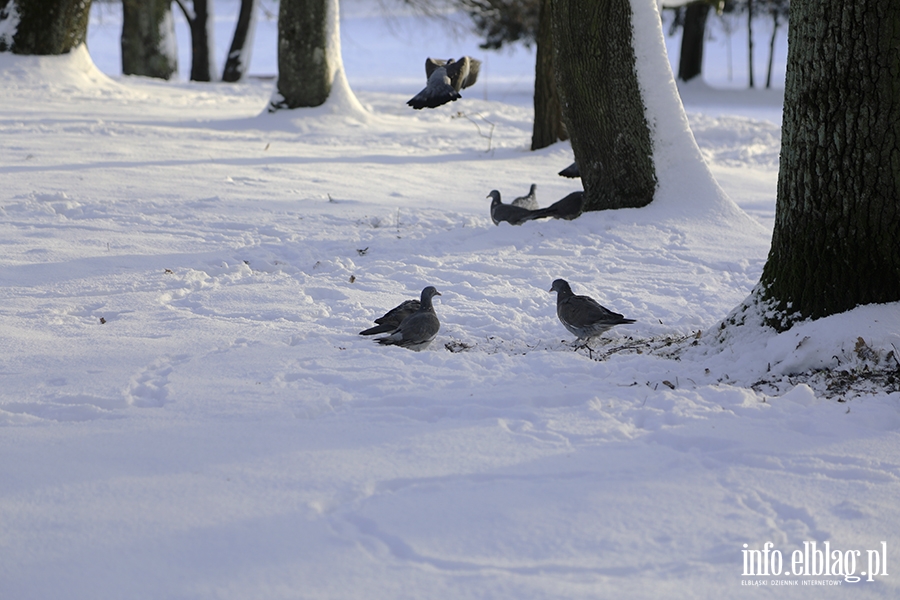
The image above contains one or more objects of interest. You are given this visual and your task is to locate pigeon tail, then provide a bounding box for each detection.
[530,191,584,221]
[359,299,421,335]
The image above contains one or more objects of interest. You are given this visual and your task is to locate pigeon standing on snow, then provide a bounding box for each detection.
[531,191,584,221]
[511,184,539,211]
[376,286,442,350]
[488,190,542,226]
[359,299,421,336]
[407,56,481,110]
[550,279,635,341]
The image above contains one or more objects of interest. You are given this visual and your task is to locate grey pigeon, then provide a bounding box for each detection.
[359,299,421,336]
[531,191,584,221]
[558,162,580,178]
[550,279,635,341]
[488,190,542,226]
[407,56,481,110]
[376,286,442,350]
[511,184,539,210]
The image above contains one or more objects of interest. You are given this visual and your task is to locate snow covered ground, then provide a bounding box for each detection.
[1,1,898,598]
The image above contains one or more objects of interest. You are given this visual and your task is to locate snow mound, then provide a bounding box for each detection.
[0,44,122,94]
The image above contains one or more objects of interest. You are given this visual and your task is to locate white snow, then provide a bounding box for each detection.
[1,1,898,598]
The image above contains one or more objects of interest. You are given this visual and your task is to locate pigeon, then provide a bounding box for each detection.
[531,191,584,221]
[511,184,539,211]
[558,162,580,178]
[549,279,636,341]
[488,190,542,226]
[359,299,421,336]
[376,286,442,350]
[407,56,481,110]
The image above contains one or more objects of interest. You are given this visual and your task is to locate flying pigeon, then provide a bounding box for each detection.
[550,279,635,341]
[531,191,584,221]
[511,184,539,211]
[359,299,421,336]
[488,190,542,226]
[558,162,580,178]
[376,286,442,350]
[407,56,481,110]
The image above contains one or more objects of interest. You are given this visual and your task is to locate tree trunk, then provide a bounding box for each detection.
[530,0,566,151]
[188,0,215,81]
[764,9,778,89]
[747,0,754,88]
[550,0,656,211]
[121,0,177,80]
[0,0,91,55]
[222,0,258,82]
[677,1,709,82]
[758,0,900,330]
[274,0,331,108]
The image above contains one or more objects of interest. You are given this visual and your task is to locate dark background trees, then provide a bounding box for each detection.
[756,0,900,329]
[222,0,258,81]
[121,0,177,79]
[174,0,216,81]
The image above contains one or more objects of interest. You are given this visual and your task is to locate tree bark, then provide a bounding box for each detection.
[759,0,900,329]
[531,0,567,150]
[677,1,709,82]
[0,0,91,55]
[550,0,657,211]
[121,0,177,80]
[222,0,258,82]
[274,0,331,108]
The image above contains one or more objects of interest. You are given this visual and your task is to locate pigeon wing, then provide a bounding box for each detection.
[424,57,447,78]
[445,56,481,91]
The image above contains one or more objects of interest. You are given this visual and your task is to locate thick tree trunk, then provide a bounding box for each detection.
[677,1,709,82]
[530,0,566,151]
[121,0,177,80]
[550,0,656,211]
[759,0,900,330]
[275,0,331,108]
[222,0,258,82]
[0,0,91,55]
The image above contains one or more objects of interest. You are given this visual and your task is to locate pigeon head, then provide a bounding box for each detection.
[550,279,573,295]
[487,190,501,207]
[420,286,441,307]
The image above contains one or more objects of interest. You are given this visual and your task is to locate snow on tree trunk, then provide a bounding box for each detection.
[0,0,91,55]
[121,0,177,80]
[222,0,258,82]
[271,0,363,112]
[758,0,900,330]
